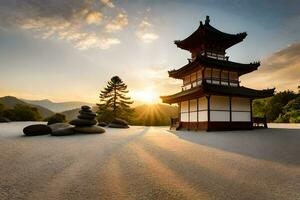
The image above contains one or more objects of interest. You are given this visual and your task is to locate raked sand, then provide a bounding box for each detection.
[0,122,299,200]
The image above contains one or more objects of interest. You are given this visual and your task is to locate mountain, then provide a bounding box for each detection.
[0,96,54,118]
[22,99,94,113]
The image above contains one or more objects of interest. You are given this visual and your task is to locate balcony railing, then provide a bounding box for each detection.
[182,78,240,91]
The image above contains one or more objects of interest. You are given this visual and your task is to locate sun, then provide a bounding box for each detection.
[132,88,158,104]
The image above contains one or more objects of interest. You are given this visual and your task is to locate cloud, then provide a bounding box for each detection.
[0,0,123,50]
[85,11,103,24]
[241,42,300,92]
[105,13,128,32]
[136,19,159,43]
[100,0,115,8]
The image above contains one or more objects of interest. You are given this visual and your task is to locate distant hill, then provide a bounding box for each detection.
[61,104,178,126]
[0,96,54,118]
[22,99,94,113]
[132,104,178,126]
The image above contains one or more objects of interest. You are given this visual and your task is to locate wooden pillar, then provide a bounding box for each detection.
[188,100,190,130]
[250,99,253,128]
[219,70,222,85]
[178,102,181,122]
[229,96,232,129]
[206,95,211,131]
[196,98,199,130]
[229,97,232,122]
[227,71,230,86]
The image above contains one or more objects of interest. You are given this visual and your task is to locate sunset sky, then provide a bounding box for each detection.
[0,0,299,104]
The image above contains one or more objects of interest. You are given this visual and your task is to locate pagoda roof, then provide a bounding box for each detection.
[168,55,260,79]
[174,16,247,52]
[160,82,274,104]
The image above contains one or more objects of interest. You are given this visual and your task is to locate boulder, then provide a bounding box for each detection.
[81,105,91,111]
[74,126,105,134]
[78,111,97,120]
[0,117,10,123]
[23,124,52,136]
[69,118,97,126]
[98,122,108,127]
[108,118,129,128]
[48,123,73,132]
[51,127,75,136]
[108,123,129,128]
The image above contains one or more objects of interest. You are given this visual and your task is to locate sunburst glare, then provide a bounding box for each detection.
[131,88,159,104]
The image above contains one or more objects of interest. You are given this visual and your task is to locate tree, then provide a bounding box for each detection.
[97,76,134,123]
[0,103,4,117]
[265,91,297,122]
[44,113,67,125]
[3,104,42,121]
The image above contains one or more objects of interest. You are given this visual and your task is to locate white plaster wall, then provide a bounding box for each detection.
[232,112,251,121]
[232,98,250,111]
[190,99,197,111]
[198,111,208,121]
[198,97,207,110]
[181,101,189,112]
[210,95,230,110]
[181,113,189,122]
[189,112,197,122]
[210,111,230,121]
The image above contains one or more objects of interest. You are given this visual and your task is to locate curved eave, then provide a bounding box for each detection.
[174,23,247,51]
[168,56,260,79]
[160,83,275,104]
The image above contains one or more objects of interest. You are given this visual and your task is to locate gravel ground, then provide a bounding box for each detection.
[0,122,299,200]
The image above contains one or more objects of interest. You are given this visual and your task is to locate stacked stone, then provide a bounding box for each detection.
[69,106,105,134]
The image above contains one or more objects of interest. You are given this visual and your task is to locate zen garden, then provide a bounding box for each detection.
[0,1,299,200]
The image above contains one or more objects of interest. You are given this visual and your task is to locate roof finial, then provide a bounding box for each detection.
[205,16,210,25]
[200,21,203,26]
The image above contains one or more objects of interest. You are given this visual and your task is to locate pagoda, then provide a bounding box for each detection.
[161,16,274,131]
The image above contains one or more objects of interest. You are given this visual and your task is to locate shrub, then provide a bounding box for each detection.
[44,113,67,125]
[3,104,42,121]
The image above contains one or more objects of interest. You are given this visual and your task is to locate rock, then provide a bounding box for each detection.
[0,117,10,123]
[108,123,129,128]
[48,123,72,132]
[51,127,75,136]
[79,110,96,115]
[23,124,52,136]
[78,114,95,120]
[108,118,129,128]
[98,122,107,127]
[81,105,91,111]
[74,126,105,134]
[69,118,97,126]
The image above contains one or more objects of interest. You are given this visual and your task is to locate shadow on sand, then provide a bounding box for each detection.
[173,128,300,166]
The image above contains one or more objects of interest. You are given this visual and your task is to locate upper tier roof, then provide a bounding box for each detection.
[168,55,260,79]
[174,16,247,52]
[160,82,275,104]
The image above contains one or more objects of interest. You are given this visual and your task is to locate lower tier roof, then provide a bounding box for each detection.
[160,82,274,104]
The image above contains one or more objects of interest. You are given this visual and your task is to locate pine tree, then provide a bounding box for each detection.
[97,76,134,122]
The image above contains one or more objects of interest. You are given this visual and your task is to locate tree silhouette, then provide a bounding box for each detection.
[97,76,133,122]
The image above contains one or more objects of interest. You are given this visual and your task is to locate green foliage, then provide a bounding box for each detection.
[253,90,300,123]
[275,96,300,123]
[265,91,297,122]
[97,76,134,123]
[3,104,42,121]
[44,113,67,125]
[0,103,4,116]
[252,98,269,118]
